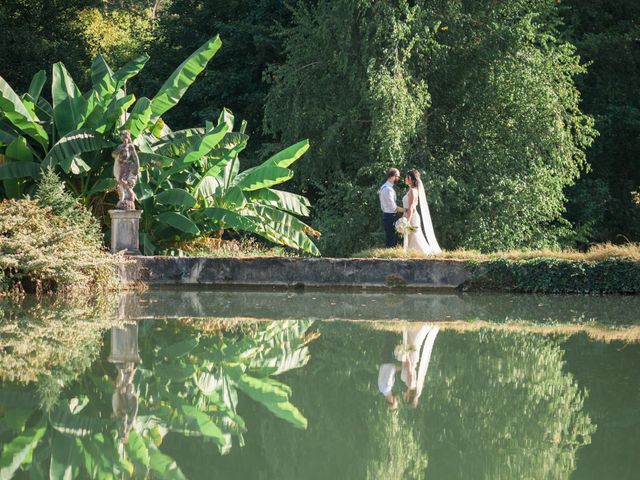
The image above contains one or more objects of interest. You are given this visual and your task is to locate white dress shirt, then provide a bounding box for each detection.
[379,181,397,213]
[378,363,397,396]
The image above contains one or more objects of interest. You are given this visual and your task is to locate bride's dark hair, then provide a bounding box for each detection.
[406,169,421,188]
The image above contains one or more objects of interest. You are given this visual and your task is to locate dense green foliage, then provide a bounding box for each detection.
[265,0,596,254]
[466,257,640,294]
[0,0,91,92]
[0,171,117,296]
[1,0,638,256]
[144,0,289,157]
[0,38,319,255]
[234,324,594,479]
[562,0,640,244]
[0,319,314,479]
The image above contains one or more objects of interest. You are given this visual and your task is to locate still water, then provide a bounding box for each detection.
[1,290,639,479]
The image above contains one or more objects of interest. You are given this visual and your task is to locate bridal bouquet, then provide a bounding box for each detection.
[394,217,417,236]
[394,343,417,362]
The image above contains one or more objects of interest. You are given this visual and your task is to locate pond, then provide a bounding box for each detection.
[1,290,639,479]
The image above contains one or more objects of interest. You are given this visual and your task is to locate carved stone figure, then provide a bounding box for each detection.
[112,130,140,210]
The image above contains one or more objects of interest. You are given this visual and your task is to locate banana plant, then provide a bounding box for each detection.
[0,320,315,478]
[135,110,320,255]
[0,35,320,255]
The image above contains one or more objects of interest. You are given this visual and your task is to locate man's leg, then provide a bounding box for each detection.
[383,213,397,247]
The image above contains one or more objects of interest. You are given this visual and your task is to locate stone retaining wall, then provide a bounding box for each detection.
[119,256,472,289]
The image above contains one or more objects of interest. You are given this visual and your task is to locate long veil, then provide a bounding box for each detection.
[417,179,442,254]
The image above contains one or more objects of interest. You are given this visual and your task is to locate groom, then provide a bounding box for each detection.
[379,167,404,247]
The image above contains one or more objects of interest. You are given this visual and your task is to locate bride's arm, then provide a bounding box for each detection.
[403,188,417,221]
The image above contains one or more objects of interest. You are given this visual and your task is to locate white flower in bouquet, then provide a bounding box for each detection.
[394,217,417,236]
[394,343,417,362]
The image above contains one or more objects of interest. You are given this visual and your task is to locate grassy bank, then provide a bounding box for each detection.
[369,319,640,344]
[353,243,640,261]
[354,244,640,294]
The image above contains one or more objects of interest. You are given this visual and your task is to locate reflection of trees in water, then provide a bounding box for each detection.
[0,298,114,408]
[0,319,315,479]
[366,406,427,480]
[251,324,594,480]
[423,330,596,480]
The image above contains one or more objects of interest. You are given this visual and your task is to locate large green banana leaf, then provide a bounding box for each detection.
[1,136,35,196]
[52,62,87,137]
[157,211,200,235]
[125,97,153,138]
[0,162,42,180]
[0,125,18,146]
[125,430,150,477]
[263,139,310,168]
[149,36,222,123]
[156,123,229,186]
[100,92,136,134]
[51,63,81,108]
[234,375,307,429]
[233,140,309,191]
[147,443,187,480]
[0,76,48,148]
[155,188,197,209]
[42,129,114,170]
[247,189,311,216]
[254,205,320,255]
[180,405,225,445]
[0,422,46,479]
[90,55,115,96]
[27,70,46,102]
[114,54,150,89]
[201,207,257,231]
[0,161,41,181]
[49,432,83,479]
[234,165,294,191]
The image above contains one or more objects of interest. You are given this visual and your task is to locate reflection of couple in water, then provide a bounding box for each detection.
[378,324,439,409]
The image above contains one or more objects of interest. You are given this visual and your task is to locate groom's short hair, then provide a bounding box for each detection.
[386,167,400,179]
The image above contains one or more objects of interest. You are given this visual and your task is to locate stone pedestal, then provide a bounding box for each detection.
[108,323,141,364]
[109,209,142,255]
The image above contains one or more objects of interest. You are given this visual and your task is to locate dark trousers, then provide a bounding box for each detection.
[382,212,398,247]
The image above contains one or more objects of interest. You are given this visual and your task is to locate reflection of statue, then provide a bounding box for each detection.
[112,130,140,210]
[378,323,439,409]
[112,362,138,443]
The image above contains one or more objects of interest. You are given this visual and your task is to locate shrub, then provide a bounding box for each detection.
[466,257,640,294]
[0,196,118,296]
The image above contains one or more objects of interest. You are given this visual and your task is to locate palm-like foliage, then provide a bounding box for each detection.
[0,320,315,479]
[0,36,319,255]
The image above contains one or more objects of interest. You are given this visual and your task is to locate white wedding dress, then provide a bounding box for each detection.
[402,181,442,255]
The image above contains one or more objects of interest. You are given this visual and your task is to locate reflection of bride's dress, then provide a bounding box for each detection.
[402,190,440,255]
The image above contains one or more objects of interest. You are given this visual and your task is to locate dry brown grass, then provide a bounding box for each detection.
[164,237,292,258]
[352,242,640,262]
[177,316,640,344]
[367,319,640,343]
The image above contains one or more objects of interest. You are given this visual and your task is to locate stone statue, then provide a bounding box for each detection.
[112,130,140,210]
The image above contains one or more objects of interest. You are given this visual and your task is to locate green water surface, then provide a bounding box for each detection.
[0,290,638,479]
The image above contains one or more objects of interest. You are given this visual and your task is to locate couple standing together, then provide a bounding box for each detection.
[379,167,441,255]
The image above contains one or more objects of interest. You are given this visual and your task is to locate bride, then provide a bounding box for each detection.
[402,169,442,255]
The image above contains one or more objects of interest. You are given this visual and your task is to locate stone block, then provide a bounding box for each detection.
[109,209,142,254]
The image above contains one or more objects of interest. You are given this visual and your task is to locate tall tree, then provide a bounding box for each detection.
[562,0,640,245]
[143,0,290,159]
[0,0,93,92]
[265,0,596,254]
